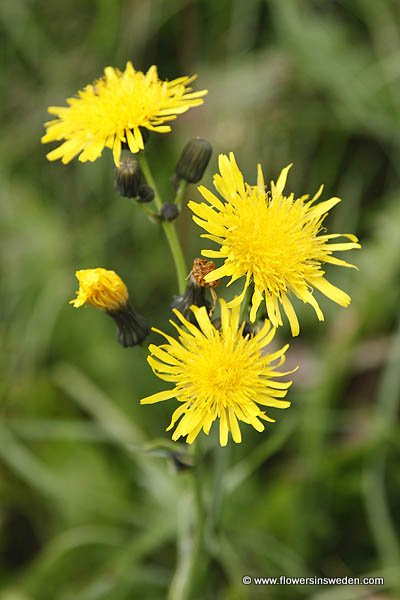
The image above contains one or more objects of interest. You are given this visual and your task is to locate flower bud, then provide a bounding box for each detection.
[160,203,179,222]
[171,282,211,325]
[175,138,212,183]
[170,451,194,472]
[114,151,141,198]
[138,184,155,203]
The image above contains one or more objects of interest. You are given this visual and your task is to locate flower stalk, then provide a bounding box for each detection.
[138,152,187,293]
[174,179,188,209]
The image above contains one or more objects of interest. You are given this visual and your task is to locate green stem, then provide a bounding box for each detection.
[206,444,228,543]
[138,153,187,293]
[175,442,228,599]
[185,441,206,598]
[363,317,400,589]
[168,441,206,600]
[174,180,188,209]
[130,199,158,221]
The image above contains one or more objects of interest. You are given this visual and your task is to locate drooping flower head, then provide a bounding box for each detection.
[188,153,361,337]
[70,268,128,310]
[70,268,149,347]
[140,299,294,446]
[42,62,207,166]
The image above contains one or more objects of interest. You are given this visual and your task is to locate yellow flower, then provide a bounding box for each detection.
[188,153,361,337]
[140,299,293,446]
[42,62,207,166]
[70,268,128,311]
[70,268,149,347]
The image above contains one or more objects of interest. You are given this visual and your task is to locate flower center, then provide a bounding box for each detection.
[179,332,263,409]
[226,192,324,293]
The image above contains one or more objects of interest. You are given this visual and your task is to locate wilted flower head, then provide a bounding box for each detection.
[188,153,361,336]
[42,62,207,166]
[70,268,149,347]
[141,299,294,446]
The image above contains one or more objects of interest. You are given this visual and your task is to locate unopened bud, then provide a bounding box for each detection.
[138,184,155,203]
[172,282,211,325]
[175,138,212,183]
[170,451,194,472]
[160,203,179,222]
[114,151,141,198]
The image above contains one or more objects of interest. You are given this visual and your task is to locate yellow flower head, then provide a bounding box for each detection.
[188,153,361,337]
[70,268,128,311]
[140,299,294,446]
[41,62,207,166]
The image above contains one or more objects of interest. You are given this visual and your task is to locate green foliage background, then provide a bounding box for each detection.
[1,1,400,598]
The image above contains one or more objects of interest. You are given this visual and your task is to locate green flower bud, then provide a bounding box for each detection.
[175,137,212,183]
[114,151,141,198]
[138,184,155,203]
[160,203,179,222]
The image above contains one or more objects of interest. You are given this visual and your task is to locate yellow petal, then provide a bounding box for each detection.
[326,242,361,251]
[219,408,229,446]
[312,277,351,307]
[308,197,341,219]
[228,407,242,443]
[197,185,226,211]
[301,291,324,321]
[166,404,187,431]
[271,163,292,197]
[140,389,176,404]
[192,305,215,337]
[281,295,300,337]
[257,397,291,408]
[257,163,265,192]
[250,287,263,322]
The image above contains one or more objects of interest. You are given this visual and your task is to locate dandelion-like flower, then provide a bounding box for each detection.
[188,153,361,336]
[42,62,207,166]
[70,268,149,347]
[140,299,293,446]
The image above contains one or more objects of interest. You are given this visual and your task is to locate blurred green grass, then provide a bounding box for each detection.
[1,0,400,598]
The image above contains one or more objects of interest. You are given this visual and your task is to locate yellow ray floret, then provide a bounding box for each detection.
[140,299,294,446]
[70,268,128,311]
[42,62,207,166]
[188,153,361,337]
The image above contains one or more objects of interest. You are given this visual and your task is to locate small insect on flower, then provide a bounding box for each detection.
[188,153,361,336]
[191,258,219,314]
[42,62,207,167]
[141,299,295,446]
[70,268,149,347]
